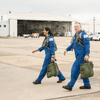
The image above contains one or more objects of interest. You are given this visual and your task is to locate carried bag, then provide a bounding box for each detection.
[80,60,94,79]
[47,62,59,78]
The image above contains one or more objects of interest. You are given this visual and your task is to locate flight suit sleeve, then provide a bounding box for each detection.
[66,43,73,51]
[49,37,55,55]
[38,47,45,52]
[81,33,90,56]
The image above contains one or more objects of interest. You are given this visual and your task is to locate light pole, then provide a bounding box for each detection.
[93,17,95,34]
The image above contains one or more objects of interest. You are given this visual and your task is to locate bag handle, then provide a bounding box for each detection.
[51,61,54,63]
[84,55,90,63]
[84,60,89,63]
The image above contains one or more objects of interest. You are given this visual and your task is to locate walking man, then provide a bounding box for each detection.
[62,22,91,91]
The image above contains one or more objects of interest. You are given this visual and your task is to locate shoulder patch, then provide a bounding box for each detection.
[84,34,88,38]
[49,38,53,41]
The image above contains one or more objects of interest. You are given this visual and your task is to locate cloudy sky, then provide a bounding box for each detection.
[0,0,100,21]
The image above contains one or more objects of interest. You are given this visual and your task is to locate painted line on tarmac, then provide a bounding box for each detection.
[45,91,100,100]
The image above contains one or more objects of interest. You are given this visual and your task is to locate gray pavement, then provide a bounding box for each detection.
[0,37,100,100]
[0,63,100,100]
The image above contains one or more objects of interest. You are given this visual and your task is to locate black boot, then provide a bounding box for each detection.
[79,86,91,89]
[62,85,72,91]
[57,79,65,83]
[33,81,41,84]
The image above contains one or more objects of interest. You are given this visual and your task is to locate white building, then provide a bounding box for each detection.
[81,18,100,34]
[0,12,76,37]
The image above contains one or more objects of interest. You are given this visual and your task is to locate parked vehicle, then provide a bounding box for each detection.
[31,33,39,38]
[92,32,100,41]
[33,34,39,38]
[23,34,30,38]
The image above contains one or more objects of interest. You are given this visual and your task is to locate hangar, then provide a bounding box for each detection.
[0,12,76,37]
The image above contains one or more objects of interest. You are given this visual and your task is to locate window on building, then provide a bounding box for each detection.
[0,25,1,27]
[4,25,6,27]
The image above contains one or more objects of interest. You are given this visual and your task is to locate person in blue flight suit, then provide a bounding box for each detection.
[32,27,65,84]
[62,22,91,91]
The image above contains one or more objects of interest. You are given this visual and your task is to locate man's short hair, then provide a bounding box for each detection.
[75,22,81,26]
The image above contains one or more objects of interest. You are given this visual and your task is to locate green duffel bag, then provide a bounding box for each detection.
[80,60,94,79]
[47,62,59,78]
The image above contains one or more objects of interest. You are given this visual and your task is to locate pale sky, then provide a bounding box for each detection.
[0,0,100,21]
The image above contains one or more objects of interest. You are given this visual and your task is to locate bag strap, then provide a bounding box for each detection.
[76,31,85,47]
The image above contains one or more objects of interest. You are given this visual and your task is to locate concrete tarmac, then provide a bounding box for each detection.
[0,37,100,100]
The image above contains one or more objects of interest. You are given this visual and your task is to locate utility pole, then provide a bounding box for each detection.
[93,17,95,34]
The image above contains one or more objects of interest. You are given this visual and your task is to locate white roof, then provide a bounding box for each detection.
[0,12,76,21]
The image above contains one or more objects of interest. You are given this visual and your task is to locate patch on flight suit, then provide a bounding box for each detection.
[49,38,53,41]
[84,34,88,38]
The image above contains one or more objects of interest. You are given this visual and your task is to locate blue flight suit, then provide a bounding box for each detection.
[66,30,91,88]
[36,36,65,82]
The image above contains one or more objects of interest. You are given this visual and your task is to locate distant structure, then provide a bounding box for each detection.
[9,11,11,14]
[0,12,76,37]
[81,17,100,34]
[93,17,95,34]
